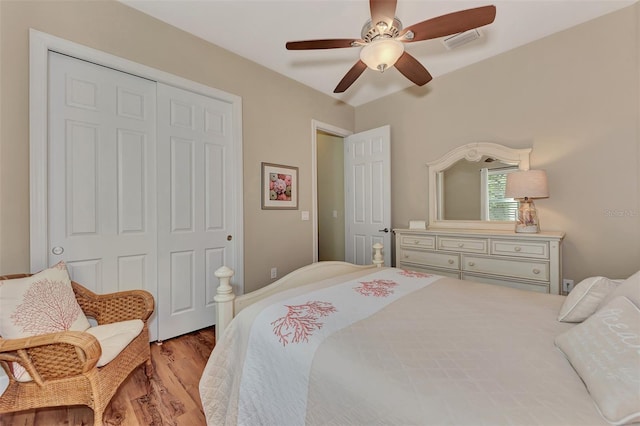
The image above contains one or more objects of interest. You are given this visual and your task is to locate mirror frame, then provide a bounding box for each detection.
[427,142,532,231]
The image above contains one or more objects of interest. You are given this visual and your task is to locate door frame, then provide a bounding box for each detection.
[29,29,244,292]
[310,120,352,263]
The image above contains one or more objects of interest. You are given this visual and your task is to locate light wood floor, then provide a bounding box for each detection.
[0,327,216,426]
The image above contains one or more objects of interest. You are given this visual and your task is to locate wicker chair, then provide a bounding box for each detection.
[0,274,154,426]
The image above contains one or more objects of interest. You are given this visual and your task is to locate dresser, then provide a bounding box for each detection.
[394,228,565,294]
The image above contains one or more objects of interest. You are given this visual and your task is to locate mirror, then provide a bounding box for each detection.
[427,143,532,230]
[439,157,519,221]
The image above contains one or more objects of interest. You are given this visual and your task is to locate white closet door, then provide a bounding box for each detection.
[48,52,158,335]
[156,83,236,340]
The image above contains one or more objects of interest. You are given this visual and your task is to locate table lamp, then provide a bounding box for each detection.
[505,170,549,233]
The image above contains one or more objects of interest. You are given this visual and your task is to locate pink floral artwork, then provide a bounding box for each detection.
[399,269,432,278]
[10,278,83,335]
[271,301,337,346]
[354,279,398,297]
[269,173,293,201]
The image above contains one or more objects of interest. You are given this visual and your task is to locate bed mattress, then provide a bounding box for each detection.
[199,268,609,425]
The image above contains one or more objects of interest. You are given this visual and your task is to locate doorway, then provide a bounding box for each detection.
[311,121,392,266]
[311,121,351,263]
[316,131,345,261]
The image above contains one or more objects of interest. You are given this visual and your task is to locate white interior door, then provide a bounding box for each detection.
[48,52,159,336]
[156,83,237,340]
[344,125,391,265]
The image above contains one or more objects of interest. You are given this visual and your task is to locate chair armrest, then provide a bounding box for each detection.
[0,331,101,385]
[72,282,155,325]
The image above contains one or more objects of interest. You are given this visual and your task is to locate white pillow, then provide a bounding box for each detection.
[601,270,640,309]
[555,296,640,425]
[558,276,618,322]
[0,262,91,381]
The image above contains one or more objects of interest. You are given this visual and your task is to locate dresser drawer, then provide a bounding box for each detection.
[437,236,488,254]
[462,255,549,282]
[399,235,436,250]
[399,249,459,270]
[462,273,549,293]
[490,239,549,259]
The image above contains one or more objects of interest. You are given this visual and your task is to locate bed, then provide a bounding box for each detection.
[199,245,640,425]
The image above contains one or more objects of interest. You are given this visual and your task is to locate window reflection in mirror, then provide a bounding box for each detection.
[437,156,518,221]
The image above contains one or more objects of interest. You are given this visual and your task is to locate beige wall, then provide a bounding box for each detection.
[356,4,640,283]
[0,0,354,292]
[317,132,345,261]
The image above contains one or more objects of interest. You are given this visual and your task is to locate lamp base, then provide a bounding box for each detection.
[515,224,540,233]
[515,199,540,233]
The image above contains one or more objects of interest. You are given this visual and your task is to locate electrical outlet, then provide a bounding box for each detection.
[271,267,277,279]
[562,279,574,293]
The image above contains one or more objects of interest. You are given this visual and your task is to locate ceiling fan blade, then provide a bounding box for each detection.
[370,0,398,28]
[394,52,432,86]
[399,5,496,42]
[334,60,368,93]
[286,39,362,50]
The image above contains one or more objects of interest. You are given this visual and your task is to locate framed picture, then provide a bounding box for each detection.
[261,162,299,210]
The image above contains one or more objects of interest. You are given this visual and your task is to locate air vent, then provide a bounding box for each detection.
[442,29,482,50]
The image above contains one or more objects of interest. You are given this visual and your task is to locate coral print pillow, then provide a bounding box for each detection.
[0,262,91,340]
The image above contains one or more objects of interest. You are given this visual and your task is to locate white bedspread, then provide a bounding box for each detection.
[199,268,609,425]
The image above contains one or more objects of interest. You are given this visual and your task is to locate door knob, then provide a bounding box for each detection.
[378,228,389,233]
[52,246,64,255]
[227,235,233,241]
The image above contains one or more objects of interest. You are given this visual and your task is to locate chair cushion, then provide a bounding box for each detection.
[86,319,144,367]
[0,262,91,381]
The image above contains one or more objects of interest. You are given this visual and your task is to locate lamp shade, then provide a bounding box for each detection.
[505,170,549,199]
[360,39,404,72]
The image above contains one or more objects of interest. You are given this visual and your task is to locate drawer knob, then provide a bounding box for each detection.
[404,254,409,259]
[532,268,540,275]
[514,246,522,252]
[414,240,420,245]
[448,259,454,264]
[468,261,475,267]
[457,243,464,248]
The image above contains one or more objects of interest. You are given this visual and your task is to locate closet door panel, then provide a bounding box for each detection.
[48,51,158,337]
[157,83,236,340]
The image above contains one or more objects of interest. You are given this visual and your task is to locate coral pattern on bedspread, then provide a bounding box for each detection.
[271,301,337,346]
[398,269,432,278]
[354,279,398,297]
[238,268,440,426]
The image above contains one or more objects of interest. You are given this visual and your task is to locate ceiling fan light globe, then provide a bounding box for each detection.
[360,39,404,72]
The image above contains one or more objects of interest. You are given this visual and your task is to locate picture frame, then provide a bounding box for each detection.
[261,162,299,210]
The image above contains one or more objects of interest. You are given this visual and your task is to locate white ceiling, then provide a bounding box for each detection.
[120,0,636,106]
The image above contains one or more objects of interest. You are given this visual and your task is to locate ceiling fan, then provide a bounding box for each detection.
[285,0,496,93]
